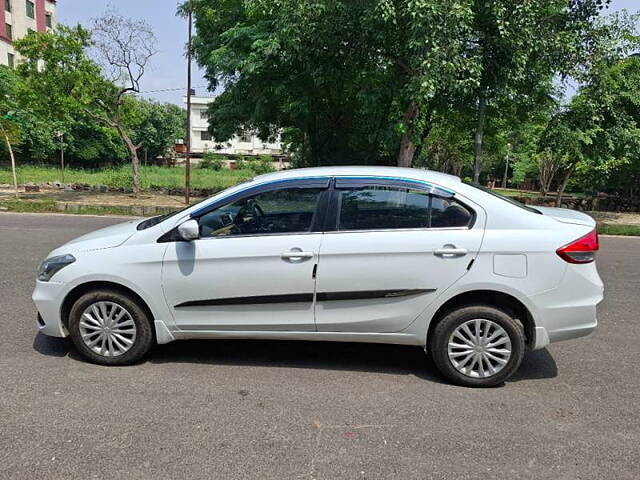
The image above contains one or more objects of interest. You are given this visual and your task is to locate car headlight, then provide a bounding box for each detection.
[37,254,76,282]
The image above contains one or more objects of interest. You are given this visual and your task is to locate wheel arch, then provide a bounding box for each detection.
[60,280,155,332]
[427,289,536,348]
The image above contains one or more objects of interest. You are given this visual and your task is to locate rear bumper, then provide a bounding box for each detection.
[32,280,68,338]
[529,263,603,350]
[533,316,597,350]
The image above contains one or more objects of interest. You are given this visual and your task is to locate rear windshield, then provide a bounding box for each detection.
[464,183,541,214]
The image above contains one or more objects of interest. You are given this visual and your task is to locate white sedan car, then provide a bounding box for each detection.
[33,167,603,387]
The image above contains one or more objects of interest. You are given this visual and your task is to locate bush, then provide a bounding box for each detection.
[102,167,133,190]
[234,156,247,170]
[247,156,276,175]
[200,153,225,171]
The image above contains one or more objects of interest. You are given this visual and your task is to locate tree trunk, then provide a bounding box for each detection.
[555,164,577,208]
[397,101,419,168]
[473,89,488,184]
[116,124,141,195]
[2,128,19,198]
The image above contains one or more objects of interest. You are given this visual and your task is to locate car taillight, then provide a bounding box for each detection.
[556,229,599,264]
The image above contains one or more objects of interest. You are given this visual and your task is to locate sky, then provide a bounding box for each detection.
[58,0,640,107]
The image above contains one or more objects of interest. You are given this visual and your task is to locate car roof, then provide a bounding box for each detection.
[254,166,462,190]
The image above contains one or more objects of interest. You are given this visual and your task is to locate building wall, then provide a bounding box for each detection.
[0,0,56,67]
[185,96,286,158]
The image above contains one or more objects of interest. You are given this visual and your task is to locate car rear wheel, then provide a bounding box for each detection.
[68,289,154,366]
[429,305,525,387]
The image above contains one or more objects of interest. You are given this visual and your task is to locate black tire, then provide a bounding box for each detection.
[68,289,154,366]
[429,305,525,387]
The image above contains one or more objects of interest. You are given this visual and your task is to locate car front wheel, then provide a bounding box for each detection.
[429,305,525,387]
[68,289,154,365]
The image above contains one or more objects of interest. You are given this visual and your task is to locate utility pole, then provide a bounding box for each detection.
[184,0,193,205]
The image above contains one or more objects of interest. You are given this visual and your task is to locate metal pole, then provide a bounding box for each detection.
[184,0,193,205]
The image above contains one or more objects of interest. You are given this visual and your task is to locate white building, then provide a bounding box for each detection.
[1,0,56,68]
[185,96,286,159]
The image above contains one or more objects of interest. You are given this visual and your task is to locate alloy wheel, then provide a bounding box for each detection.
[78,301,137,357]
[447,318,512,378]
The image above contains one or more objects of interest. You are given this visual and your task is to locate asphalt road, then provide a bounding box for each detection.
[0,212,639,480]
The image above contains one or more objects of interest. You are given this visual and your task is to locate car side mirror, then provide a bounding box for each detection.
[177,219,200,241]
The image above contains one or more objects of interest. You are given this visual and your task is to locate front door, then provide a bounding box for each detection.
[314,179,485,333]
[162,181,329,331]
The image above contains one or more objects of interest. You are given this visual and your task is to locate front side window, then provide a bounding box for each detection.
[200,131,211,141]
[45,13,52,28]
[4,0,11,13]
[7,52,14,69]
[198,187,324,237]
[26,0,34,18]
[5,23,12,40]
[336,185,472,231]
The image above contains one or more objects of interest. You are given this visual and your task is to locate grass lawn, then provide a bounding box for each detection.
[0,165,254,191]
[493,188,539,198]
[598,224,640,236]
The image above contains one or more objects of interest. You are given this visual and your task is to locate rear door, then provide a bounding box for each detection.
[314,177,485,333]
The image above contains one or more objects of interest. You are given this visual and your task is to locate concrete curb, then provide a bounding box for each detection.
[53,202,178,216]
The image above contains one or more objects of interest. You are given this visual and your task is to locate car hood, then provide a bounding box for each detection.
[59,219,140,253]
[535,206,596,227]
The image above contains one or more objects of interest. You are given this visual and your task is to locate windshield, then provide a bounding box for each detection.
[464,182,541,215]
[136,205,192,230]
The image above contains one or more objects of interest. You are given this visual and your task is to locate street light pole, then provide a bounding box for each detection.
[184,0,193,205]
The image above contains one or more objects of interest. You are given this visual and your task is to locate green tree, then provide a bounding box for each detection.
[187,0,480,167]
[14,20,157,194]
[123,98,185,162]
[468,0,610,184]
[537,12,640,205]
[0,66,20,197]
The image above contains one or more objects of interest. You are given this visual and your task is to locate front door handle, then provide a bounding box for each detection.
[434,246,468,258]
[281,248,314,261]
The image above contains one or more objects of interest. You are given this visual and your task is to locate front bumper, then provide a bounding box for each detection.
[32,280,68,338]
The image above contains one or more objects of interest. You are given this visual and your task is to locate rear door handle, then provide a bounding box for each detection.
[281,248,314,261]
[434,247,468,258]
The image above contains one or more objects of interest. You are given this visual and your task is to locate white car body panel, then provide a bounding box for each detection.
[32,166,603,354]
[315,225,484,333]
[162,234,321,331]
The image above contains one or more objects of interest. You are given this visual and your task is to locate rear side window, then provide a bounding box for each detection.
[336,186,472,231]
[431,197,473,228]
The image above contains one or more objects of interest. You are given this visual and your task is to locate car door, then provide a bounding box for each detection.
[161,178,330,332]
[314,177,485,333]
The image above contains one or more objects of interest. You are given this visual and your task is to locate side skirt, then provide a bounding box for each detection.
[170,330,425,346]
